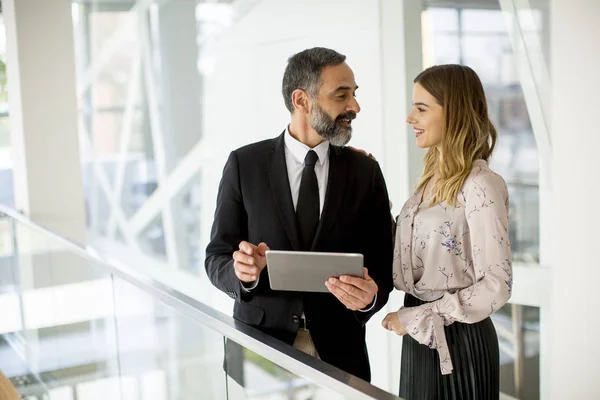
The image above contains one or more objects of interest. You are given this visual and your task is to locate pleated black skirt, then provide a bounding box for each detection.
[399,294,500,400]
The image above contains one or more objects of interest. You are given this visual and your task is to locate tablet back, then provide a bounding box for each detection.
[265,250,363,293]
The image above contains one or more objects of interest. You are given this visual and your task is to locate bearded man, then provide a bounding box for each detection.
[205,47,393,382]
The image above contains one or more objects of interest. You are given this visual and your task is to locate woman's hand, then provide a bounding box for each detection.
[348,146,377,161]
[382,311,407,336]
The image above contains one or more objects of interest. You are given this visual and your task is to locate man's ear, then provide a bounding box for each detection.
[291,89,310,114]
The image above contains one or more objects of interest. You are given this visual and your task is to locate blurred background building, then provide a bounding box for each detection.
[0,0,598,399]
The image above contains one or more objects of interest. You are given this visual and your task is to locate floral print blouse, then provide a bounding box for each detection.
[393,160,512,375]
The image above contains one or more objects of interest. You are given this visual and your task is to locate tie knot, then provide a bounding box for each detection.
[304,150,318,167]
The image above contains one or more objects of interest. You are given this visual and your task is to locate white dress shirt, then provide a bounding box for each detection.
[284,127,330,214]
[241,128,328,292]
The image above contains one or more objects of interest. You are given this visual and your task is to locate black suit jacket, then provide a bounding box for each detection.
[205,132,393,381]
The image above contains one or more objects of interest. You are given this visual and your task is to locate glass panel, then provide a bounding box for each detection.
[0,215,229,400]
[0,14,13,208]
[516,8,543,32]
[176,173,203,276]
[119,108,155,220]
[0,212,403,399]
[111,275,228,400]
[81,174,111,236]
[0,216,121,399]
[461,35,512,84]
[46,387,74,400]
[138,215,166,259]
[492,304,540,400]
[428,34,461,65]
[73,0,391,282]
[224,339,344,400]
[76,5,161,237]
[462,9,508,33]
[427,8,459,32]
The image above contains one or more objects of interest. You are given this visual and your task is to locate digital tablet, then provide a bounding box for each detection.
[265,250,363,293]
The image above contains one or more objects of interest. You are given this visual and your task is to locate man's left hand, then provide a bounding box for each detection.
[326,268,377,311]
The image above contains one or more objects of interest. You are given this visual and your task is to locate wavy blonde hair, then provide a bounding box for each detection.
[414,65,497,206]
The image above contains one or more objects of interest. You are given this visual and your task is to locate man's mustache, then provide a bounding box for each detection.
[336,111,357,122]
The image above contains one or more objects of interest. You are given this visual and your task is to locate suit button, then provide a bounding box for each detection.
[292,315,300,323]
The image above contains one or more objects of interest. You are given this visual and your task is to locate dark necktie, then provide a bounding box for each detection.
[296,150,320,251]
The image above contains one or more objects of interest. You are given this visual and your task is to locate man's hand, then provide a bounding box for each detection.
[382,311,407,336]
[325,268,378,311]
[233,241,270,283]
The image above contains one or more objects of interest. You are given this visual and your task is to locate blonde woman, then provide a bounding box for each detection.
[382,65,512,399]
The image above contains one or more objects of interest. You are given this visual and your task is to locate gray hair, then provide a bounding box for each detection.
[282,47,346,113]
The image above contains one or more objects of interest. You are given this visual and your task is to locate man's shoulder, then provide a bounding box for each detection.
[231,134,284,161]
[234,137,278,156]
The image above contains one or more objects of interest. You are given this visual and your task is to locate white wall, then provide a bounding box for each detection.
[4,0,86,243]
[550,0,600,398]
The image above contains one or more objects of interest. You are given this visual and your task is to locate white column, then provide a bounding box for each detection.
[153,0,203,269]
[368,0,424,393]
[550,0,600,398]
[155,4,201,396]
[157,0,203,161]
[4,0,86,243]
[380,0,425,210]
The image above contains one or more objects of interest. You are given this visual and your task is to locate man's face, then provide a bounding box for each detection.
[309,62,361,146]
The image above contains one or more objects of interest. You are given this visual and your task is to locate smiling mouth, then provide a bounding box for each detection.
[336,117,354,128]
[414,128,424,137]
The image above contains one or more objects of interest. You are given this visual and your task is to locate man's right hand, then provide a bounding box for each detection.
[233,241,270,283]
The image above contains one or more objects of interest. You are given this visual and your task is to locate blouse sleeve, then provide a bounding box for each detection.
[396,169,513,375]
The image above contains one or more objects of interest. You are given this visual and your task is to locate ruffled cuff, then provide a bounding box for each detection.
[397,304,454,375]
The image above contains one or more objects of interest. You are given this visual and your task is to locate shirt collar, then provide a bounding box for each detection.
[284,126,329,166]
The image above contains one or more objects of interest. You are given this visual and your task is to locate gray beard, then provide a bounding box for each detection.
[309,104,353,146]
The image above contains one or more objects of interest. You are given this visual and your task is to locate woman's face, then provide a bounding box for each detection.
[406,82,445,149]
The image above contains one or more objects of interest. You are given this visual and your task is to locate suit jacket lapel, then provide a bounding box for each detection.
[312,145,347,249]
[266,132,302,250]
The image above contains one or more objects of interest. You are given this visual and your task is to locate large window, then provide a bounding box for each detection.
[0,15,13,208]
[423,4,548,398]
[69,0,548,397]
[72,0,388,280]
[424,6,541,264]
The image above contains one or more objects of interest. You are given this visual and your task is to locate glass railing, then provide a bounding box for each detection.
[0,206,400,400]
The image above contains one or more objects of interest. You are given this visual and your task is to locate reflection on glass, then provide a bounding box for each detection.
[430,35,461,64]
[492,304,540,400]
[2,211,391,399]
[462,35,512,83]
[0,215,231,400]
[111,275,228,400]
[0,15,13,208]
[462,9,507,32]
[224,339,344,400]
[426,8,458,32]
[73,1,202,271]
[0,217,122,399]
[138,215,166,259]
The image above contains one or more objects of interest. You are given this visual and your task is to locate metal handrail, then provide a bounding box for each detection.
[0,205,400,400]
